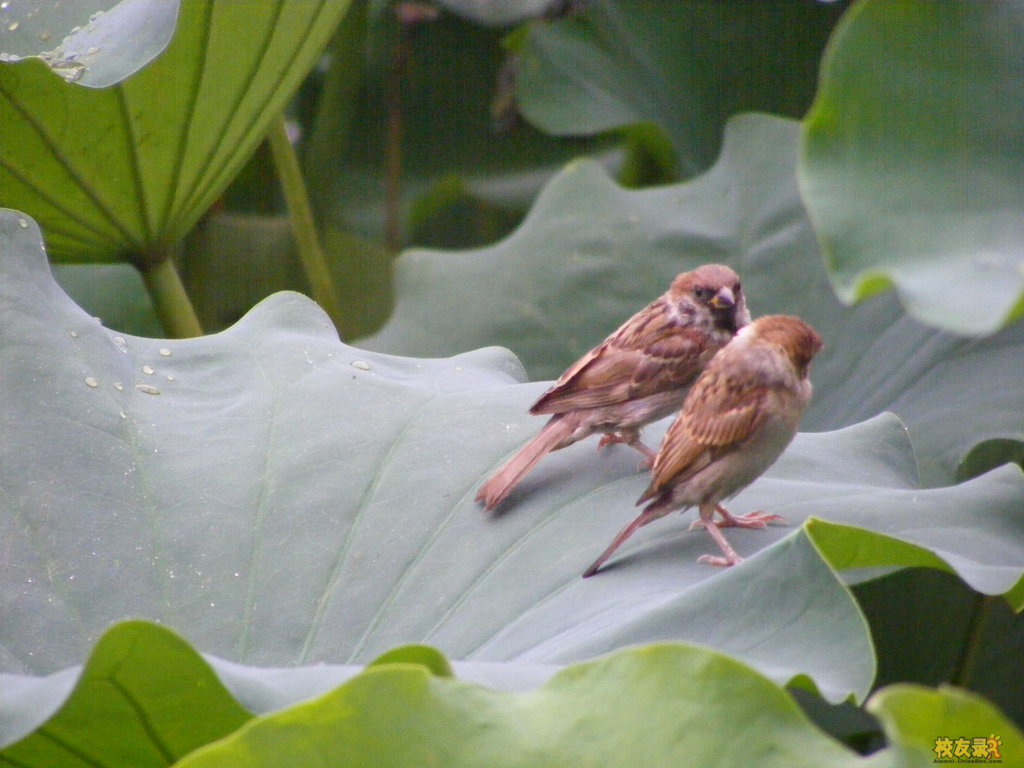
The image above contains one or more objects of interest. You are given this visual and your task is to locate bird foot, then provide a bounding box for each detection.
[691,509,781,531]
[695,515,744,567]
[717,511,783,529]
[597,432,656,469]
[697,552,743,567]
[714,505,783,529]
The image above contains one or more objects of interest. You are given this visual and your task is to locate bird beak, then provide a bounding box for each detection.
[709,287,735,310]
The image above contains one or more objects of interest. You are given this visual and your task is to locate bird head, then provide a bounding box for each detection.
[672,264,750,333]
[748,315,822,377]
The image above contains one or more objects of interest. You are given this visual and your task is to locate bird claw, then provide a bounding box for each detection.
[713,506,783,529]
[597,432,656,469]
[697,553,743,567]
[689,514,778,531]
[721,512,783,529]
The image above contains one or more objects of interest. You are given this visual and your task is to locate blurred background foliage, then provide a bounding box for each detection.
[11,0,848,340]
[2,0,1023,758]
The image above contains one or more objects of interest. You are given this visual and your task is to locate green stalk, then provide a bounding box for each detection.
[140,255,204,338]
[303,0,367,217]
[267,113,342,328]
[950,593,995,688]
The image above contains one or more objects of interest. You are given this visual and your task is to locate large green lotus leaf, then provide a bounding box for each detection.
[6,624,1020,768]
[0,0,349,262]
[514,0,845,176]
[868,685,1024,766]
[363,114,1024,486]
[205,645,559,718]
[0,208,878,704]
[800,0,1024,336]
[0,0,178,88]
[0,643,558,750]
[0,622,556,756]
[0,624,867,768]
[5,210,1024,711]
[808,508,1024,608]
[0,622,251,764]
[178,644,872,768]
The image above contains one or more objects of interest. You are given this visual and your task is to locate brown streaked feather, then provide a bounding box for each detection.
[478,264,750,516]
[475,413,582,511]
[642,365,770,498]
[636,435,715,504]
[530,304,711,415]
[593,314,821,575]
[680,372,768,448]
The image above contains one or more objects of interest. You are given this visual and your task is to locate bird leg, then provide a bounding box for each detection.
[597,429,656,468]
[694,504,743,567]
[582,506,663,578]
[689,503,783,530]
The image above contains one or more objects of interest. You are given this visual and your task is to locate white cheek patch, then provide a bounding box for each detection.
[669,301,699,325]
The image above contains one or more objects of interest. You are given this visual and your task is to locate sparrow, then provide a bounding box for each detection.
[476,264,750,511]
[582,314,822,577]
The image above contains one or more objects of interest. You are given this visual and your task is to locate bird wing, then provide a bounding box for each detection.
[531,304,711,414]
[643,364,771,495]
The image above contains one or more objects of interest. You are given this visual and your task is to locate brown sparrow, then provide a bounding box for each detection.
[582,314,822,577]
[476,264,750,511]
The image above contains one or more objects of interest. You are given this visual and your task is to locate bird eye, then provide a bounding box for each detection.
[694,287,706,298]
[734,282,741,293]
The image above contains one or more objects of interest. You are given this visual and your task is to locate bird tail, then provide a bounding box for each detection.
[582,498,667,578]
[476,414,579,511]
